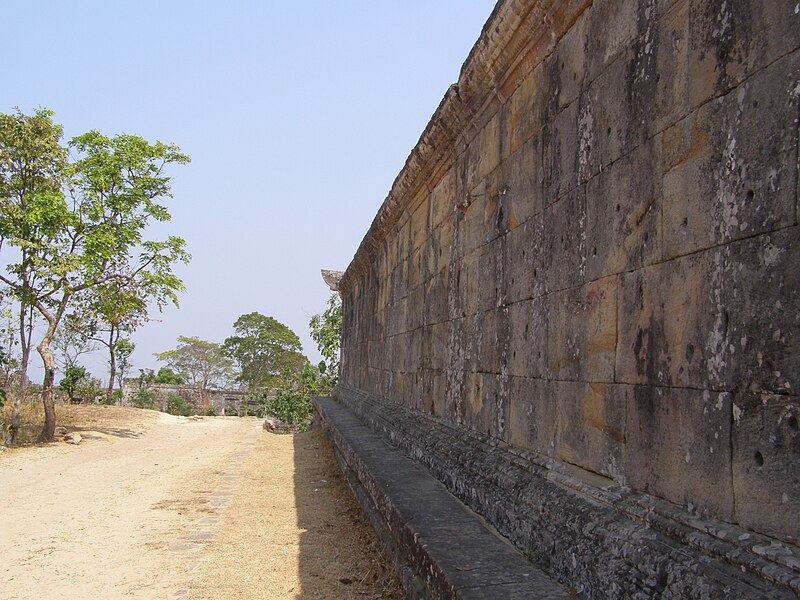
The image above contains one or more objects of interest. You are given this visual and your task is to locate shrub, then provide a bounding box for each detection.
[132,388,157,410]
[101,389,123,406]
[165,392,192,416]
[204,405,217,416]
[262,388,312,425]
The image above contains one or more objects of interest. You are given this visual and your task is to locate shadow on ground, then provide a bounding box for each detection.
[70,426,144,440]
[293,427,405,599]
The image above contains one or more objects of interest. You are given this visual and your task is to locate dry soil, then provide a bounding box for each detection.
[0,406,404,599]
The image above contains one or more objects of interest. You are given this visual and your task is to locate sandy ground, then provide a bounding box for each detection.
[0,407,403,599]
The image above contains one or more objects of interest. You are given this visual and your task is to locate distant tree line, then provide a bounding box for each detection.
[151,297,342,425]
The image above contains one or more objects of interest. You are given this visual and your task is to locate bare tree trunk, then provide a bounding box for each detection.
[38,353,56,442]
[106,327,117,403]
[37,307,62,442]
[5,304,34,447]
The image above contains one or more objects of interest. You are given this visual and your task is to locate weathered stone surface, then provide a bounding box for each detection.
[63,432,82,445]
[334,0,800,597]
[687,0,800,109]
[547,276,617,382]
[262,417,302,434]
[543,185,586,293]
[625,385,734,519]
[554,381,626,481]
[328,387,799,599]
[663,50,800,260]
[315,396,574,600]
[732,393,800,545]
[585,137,662,281]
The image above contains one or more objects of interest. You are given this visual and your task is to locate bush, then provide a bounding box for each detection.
[204,405,217,416]
[262,388,312,425]
[132,388,156,410]
[165,392,192,416]
[101,389,123,406]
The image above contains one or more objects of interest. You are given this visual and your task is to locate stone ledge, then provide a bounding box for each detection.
[331,385,800,599]
[338,0,591,295]
[313,396,575,599]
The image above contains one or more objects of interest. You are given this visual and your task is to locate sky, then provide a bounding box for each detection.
[1,0,497,382]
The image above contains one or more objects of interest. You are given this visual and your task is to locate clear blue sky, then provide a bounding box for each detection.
[1,0,496,381]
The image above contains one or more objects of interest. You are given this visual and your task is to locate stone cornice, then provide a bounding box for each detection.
[339,0,591,294]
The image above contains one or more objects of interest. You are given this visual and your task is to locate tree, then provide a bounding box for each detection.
[58,365,88,402]
[0,109,190,441]
[155,336,235,389]
[114,338,135,391]
[51,313,97,370]
[82,246,187,402]
[223,312,305,390]
[309,293,342,389]
[139,366,186,385]
[0,108,69,445]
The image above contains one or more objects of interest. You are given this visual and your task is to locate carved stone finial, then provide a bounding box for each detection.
[321,269,344,292]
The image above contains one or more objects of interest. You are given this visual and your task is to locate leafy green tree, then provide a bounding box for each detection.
[58,365,89,402]
[114,338,135,391]
[0,109,190,441]
[139,366,186,385]
[0,108,69,445]
[154,366,185,384]
[223,312,305,390]
[83,247,187,401]
[309,293,342,389]
[155,336,235,389]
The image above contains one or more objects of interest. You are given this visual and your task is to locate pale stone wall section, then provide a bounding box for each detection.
[338,0,800,545]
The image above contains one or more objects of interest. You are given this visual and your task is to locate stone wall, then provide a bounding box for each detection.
[338,0,799,571]
[120,380,249,415]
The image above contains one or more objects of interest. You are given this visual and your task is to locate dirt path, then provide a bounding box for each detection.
[0,409,403,599]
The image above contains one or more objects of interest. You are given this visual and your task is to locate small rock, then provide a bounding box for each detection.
[63,432,82,445]
[54,426,68,437]
[263,417,302,434]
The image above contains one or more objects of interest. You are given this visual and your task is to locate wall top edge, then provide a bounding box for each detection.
[339,0,582,294]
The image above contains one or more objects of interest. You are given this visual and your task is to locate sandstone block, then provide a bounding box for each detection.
[504,215,545,304]
[688,0,800,109]
[506,377,555,457]
[546,9,588,113]
[584,0,643,82]
[732,392,800,544]
[547,276,617,382]
[625,385,733,519]
[585,137,662,281]
[506,133,545,227]
[543,185,586,294]
[553,380,626,482]
[652,0,690,133]
[507,298,547,379]
[63,432,82,445]
[430,168,455,231]
[663,51,799,260]
[542,100,580,205]
[503,62,546,157]
[616,252,711,388]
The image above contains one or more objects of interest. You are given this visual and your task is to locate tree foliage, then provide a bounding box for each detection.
[0,108,69,444]
[223,312,305,390]
[58,365,88,402]
[155,336,235,389]
[309,293,342,389]
[0,108,190,441]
